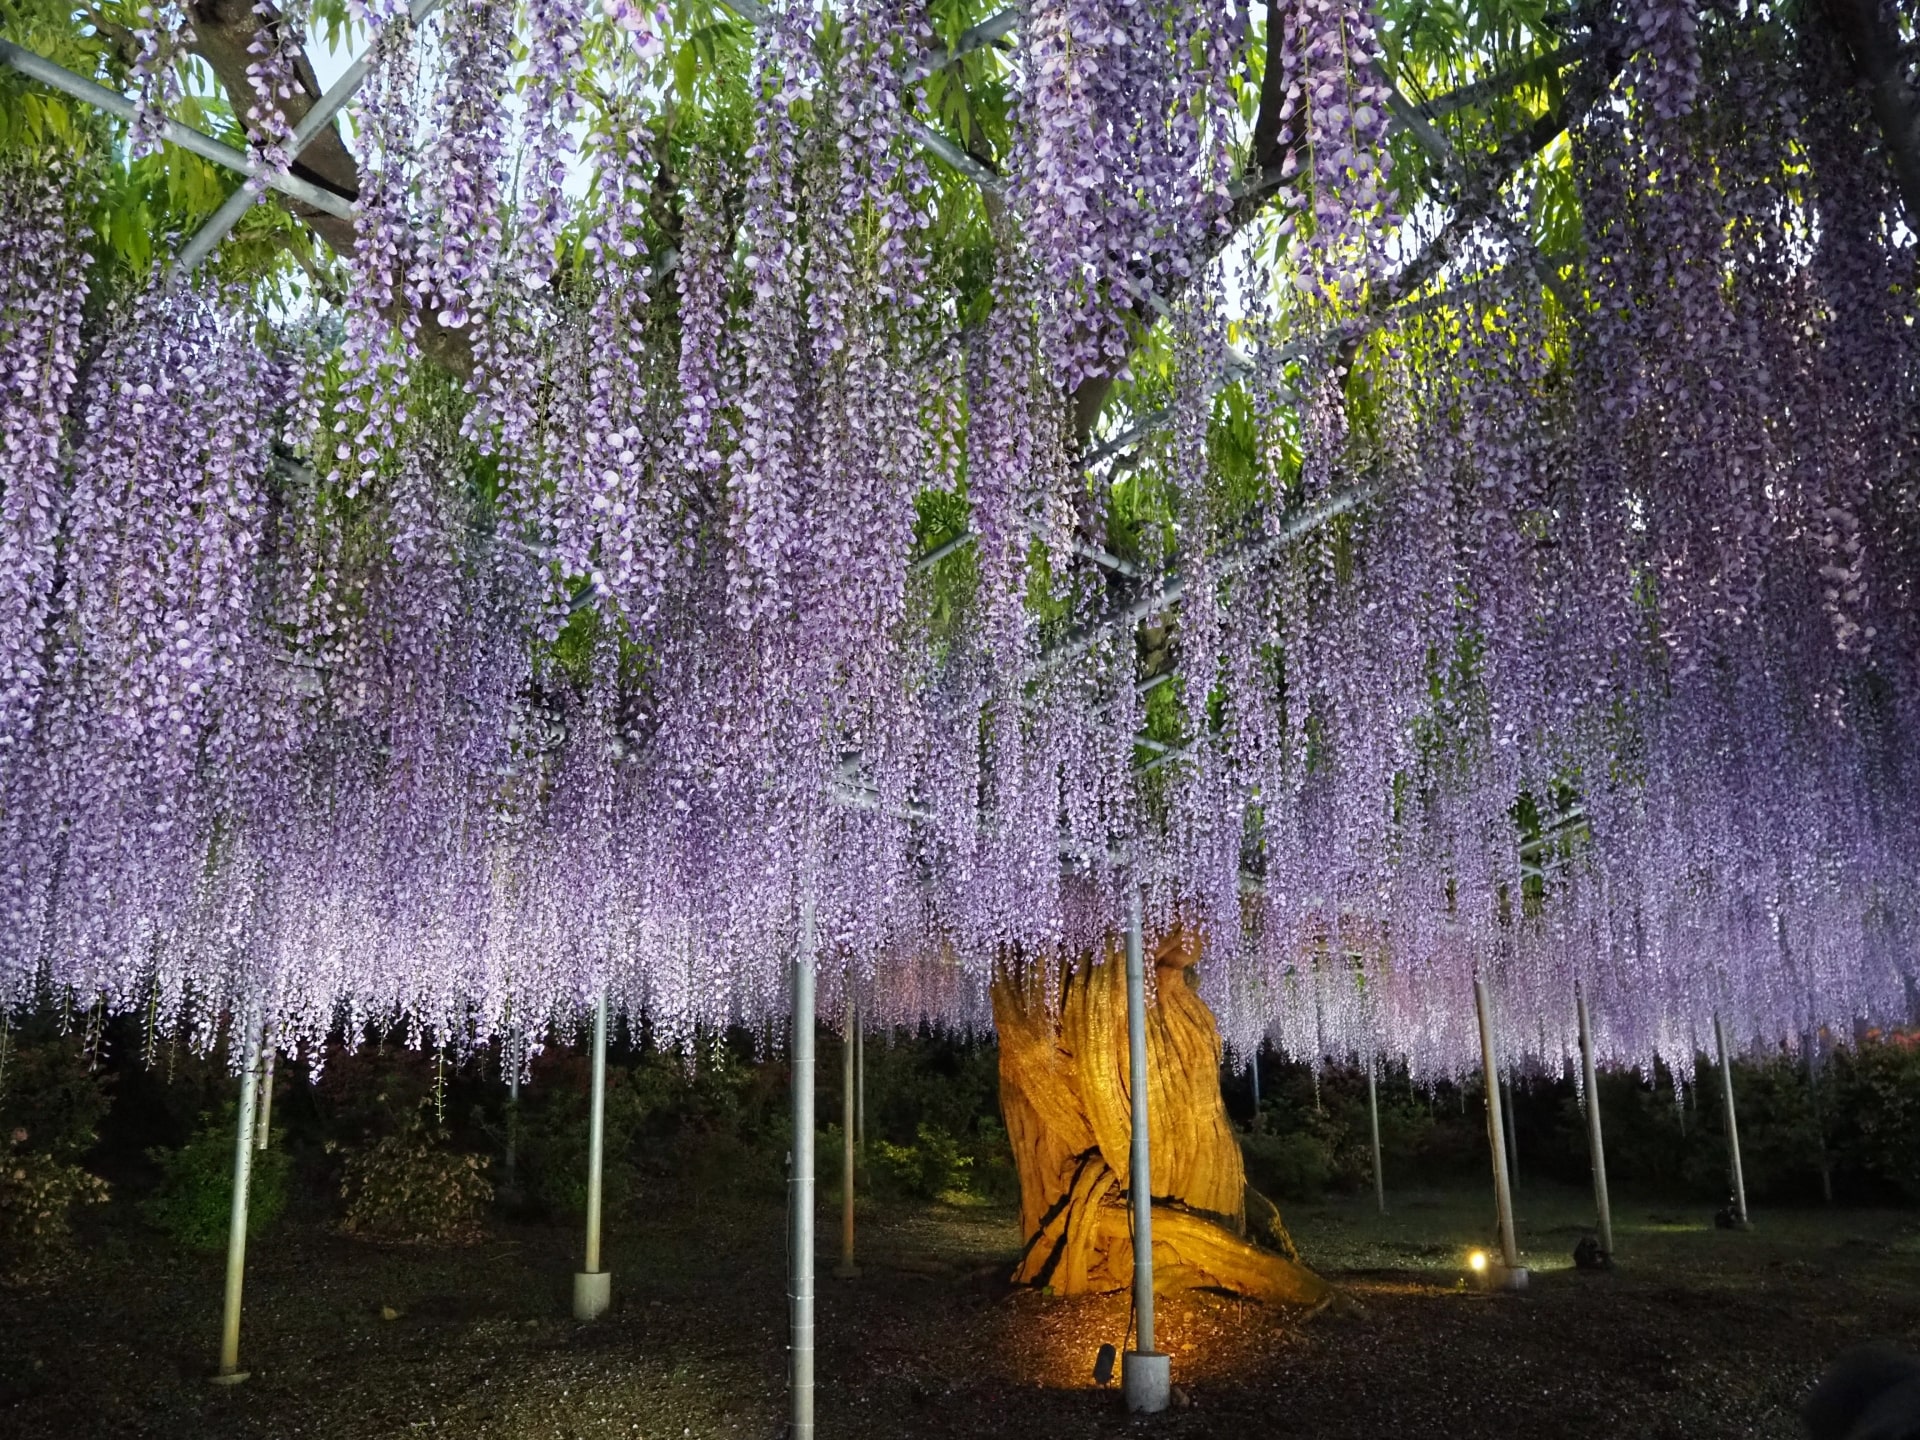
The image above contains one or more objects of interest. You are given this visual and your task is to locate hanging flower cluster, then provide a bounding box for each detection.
[0,4,1912,1090]
[241,0,310,188]
[1012,0,1241,385]
[1267,0,1397,303]
[125,1,193,159]
[1185,16,1919,1082]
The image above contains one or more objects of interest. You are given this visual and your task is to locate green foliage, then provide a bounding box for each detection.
[1815,1039,1920,1202]
[514,1053,647,1221]
[143,1107,289,1250]
[859,1028,1000,1144]
[847,1030,1014,1203]
[1243,1129,1337,1201]
[312,1043,440,1142]
[962,1115,1020,1203]
[867,1122,972,1201]
[0,1132,108,1280]
[513,1035,788,1219]
[336,1115,492,1245]
[0,1029,113,1161]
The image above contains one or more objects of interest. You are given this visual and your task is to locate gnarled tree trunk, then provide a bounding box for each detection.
[992,927,1332,1308]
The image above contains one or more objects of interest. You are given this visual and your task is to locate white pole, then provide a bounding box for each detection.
[1804,1028,1832,1205]
[1473,977,1521,1274]
[573,991,612,1319]
[504,1036,521,1199]
[1713,1012,1749,1227]
[836,996,859,1279]
[1367,1054,1386,1215]
[213,1019,263,1383]
[1249,1047,1263,1132]
[1576,986,1614,1258]
[1120,884,1169,1412]
[1501,1072,1520,1188]
[790,898,818,1440]
[253,1042,275,1152]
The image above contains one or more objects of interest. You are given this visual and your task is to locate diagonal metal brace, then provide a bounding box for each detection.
[172,0,448,279]
[0,37,354,221]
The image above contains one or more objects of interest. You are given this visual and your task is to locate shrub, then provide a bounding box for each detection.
[337,1116,492,1245]
[860,1033,1001,1151]
[1825,1038,1920,1201]
[868,1123,972,1200]
[143,1107,290,1249]
[514,1053,645,1221]
[0,1032,113,1160]
[0,1130,108,1280]
[963,1117,1021,1204]
[1241,1129,1335,1200]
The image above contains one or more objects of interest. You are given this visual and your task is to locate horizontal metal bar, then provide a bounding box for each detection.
[908,8,1018,82]
[1140,740,1198,775]
[1042,473,1388,673]
[174,0,447,277]
[908,523,1144,579]
[0,39,355,220]
[908,117,1005,191]
[908,531,971,574]
[1518,807,1590,855]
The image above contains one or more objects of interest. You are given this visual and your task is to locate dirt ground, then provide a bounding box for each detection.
[4,1182,1919,1440]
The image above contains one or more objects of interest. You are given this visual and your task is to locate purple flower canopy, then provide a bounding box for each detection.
[0,0,1914,1082]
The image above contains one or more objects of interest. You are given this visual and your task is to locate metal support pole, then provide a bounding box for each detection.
[1367,1054,1386,1215]
[1473,977,1522,1277]
[253,1042,275,1152]
[170,0,449,277]
[213,1020,263,1383]
[1576,987,1614,1259]
[1805,1029,1833,1205]
[1120,884,1169,1412]
[1713,1012,1749,1228]
[1501,1072,1521,1188]
[504,1035,522,1200]
[836,999,859,1279]
[1249,1047,1263,1132]
[790,899,817,1440]
[854,1007,865,1151]
[0,40,355,221]
[573,991,611,1319]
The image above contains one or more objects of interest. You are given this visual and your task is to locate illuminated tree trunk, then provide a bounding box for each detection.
[991,928,1333,1307]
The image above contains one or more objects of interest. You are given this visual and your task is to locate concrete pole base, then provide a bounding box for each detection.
[1122,1351,1171,1413]
[208,1369,250,1387]
[573,1270,611,1321]
[1483,1264,1529,1292]
[833,1261,861,1279]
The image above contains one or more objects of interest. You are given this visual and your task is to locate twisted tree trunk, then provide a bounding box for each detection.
[991,927,1332,1308]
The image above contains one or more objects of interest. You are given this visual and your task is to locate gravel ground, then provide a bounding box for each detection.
[4,1184,1918,1440]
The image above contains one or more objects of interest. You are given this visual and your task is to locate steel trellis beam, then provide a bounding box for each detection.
[173,0,449,279]
[0,38,354,220]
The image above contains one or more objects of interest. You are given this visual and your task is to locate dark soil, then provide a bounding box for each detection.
[4,1184,1919,1439]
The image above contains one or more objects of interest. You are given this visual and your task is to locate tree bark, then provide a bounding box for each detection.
[991,926,1332,1308]
[1823,0,1920,230]
[184,0,475,376]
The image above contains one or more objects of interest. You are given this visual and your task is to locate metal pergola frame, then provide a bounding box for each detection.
[3,2,1593,821]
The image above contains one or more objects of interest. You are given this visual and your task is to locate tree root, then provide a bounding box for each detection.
[993,928,1335,1312]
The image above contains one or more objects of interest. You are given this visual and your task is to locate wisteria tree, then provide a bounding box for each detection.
[1,0,1916,1305]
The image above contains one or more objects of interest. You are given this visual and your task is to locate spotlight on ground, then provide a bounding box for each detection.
[1092,1343,1117,1386]
[1468,1250,1489,1274]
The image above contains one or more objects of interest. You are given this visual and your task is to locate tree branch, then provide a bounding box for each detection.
[1068,17,1625,449]
[184,0,473,375]
[1822,0,1920,229]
